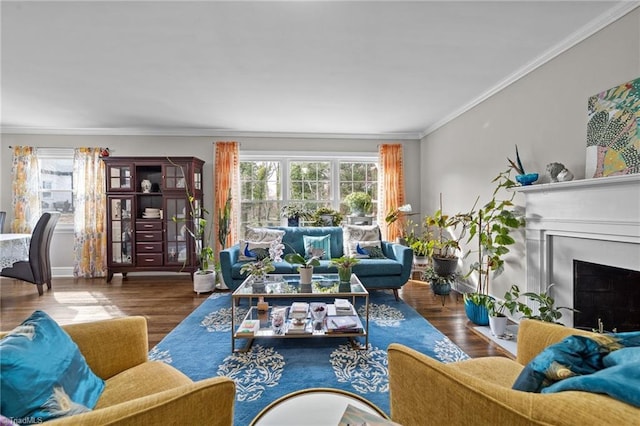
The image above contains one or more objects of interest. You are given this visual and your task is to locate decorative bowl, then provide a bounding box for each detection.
[516,173,539,186]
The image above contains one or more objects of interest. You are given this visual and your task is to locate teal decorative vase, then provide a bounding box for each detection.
[464,298,490,325]
[516,173,539,186]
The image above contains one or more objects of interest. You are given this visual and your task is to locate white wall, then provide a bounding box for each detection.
[421,9,640,298]
[0,134,420,274]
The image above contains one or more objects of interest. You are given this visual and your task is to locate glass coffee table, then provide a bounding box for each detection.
[231,273,369,353]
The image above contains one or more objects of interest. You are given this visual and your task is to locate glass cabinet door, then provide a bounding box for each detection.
[165,196,189,265]
[109,196,133,264]
[106,164,133,191]
[194,164,202,191]
[163,164,186,191]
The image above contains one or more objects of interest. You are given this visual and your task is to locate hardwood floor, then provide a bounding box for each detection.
[0,276,511,358]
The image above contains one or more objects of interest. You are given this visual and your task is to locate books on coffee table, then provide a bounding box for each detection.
[236,319,260,337]
[327,299,356,316]
[327,315,363,333]
[286,319,312,334]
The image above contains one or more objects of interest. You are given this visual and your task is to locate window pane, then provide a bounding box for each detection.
[239,156,378,235]
[39,156,74,225]
[240,161,282,237]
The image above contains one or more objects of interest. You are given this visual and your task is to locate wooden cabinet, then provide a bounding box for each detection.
[103,156,205,282]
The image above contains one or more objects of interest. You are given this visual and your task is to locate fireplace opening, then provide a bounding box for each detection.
[573,260,640,332]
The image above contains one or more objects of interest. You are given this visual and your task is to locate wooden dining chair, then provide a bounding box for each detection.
[1,212,60,295]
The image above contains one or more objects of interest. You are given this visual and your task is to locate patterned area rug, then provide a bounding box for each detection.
[149,290,469,426]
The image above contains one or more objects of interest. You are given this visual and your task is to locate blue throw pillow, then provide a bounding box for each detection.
[303,235,331,260]
[0,311,105,422]
[512,335,605,392]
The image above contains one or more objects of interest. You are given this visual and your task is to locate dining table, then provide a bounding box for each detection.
[0,233,31,270]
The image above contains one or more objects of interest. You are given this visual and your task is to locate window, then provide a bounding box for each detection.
[37,148,74,226]
[239,154,378,237]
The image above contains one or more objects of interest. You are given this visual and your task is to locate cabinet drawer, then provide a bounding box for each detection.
[136,253,163,266]
[136,231,163,242]
[136,242,163,253]
[136,221,162,231]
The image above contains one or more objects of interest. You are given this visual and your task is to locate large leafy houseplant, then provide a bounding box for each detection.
[462,169,525,325]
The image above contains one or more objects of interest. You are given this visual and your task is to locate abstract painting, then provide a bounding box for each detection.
[586,77,640,178]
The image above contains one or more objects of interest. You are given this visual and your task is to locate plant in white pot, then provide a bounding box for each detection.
[168,158,217,294]
[343,191,373,216]
[240,257,275,292]
[485,285,528,337]
[284,252,321,285]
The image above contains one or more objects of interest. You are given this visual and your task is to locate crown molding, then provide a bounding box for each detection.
[0,126,421,141]
[419,1,640,139]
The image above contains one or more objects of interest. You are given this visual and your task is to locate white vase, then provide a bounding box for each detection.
[193,270,216,294]
[299,266,313,284]
[489,315,508,337]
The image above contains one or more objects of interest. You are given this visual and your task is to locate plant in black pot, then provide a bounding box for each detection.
[462,169,525,326]
[423,195,470,277]
[281,203,312,226]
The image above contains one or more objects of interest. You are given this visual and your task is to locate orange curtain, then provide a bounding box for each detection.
[378,144,405,242]
[214,141,239,255]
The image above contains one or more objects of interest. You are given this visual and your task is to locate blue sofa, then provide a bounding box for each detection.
[219,226,413,298]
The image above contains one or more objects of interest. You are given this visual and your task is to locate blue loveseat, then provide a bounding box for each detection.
[219,226,413,298]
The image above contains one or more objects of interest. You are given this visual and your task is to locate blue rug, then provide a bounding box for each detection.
[149,290,469,425]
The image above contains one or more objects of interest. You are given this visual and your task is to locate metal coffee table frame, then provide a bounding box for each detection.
[231,273,369,353]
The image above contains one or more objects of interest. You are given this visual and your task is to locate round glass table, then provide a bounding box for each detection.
[250,387,390,426]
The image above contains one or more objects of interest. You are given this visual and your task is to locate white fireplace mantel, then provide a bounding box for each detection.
[516,173,640,326]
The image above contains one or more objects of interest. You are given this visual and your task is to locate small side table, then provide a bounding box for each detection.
[250,387,389,426]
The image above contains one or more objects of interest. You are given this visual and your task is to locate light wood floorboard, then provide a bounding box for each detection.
[1,276,510,358]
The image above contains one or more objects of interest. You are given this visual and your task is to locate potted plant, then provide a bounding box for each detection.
[329,255,360,283]
[423,197,470,276]
[216,188,232,290]
[240,258,275,291]
[485,284,529,336]
[281,203,312,226]
[170,161,216,293]
[343,192,372,216]
[311,207,343,226]
[284,252,321,284]
[423,266,455,297]
[508,145,539,186]
[462,169,525,325]
[520,283,576,324]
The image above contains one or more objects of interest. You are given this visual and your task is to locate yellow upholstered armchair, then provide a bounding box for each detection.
[388,320,639,426]
[1,316,235,426]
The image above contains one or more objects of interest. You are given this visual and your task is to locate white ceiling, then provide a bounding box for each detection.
[1,1,636,139]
